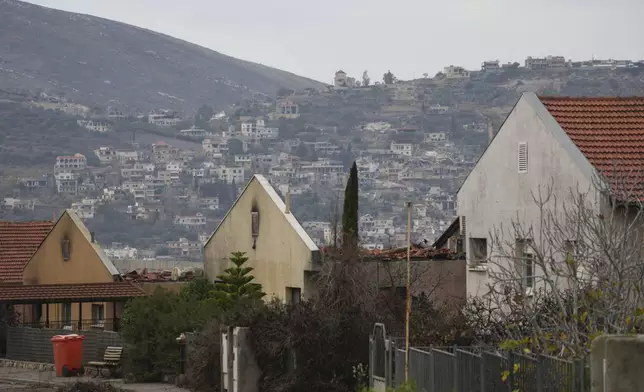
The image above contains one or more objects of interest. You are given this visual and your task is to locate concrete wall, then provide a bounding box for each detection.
[6,326,124,364]
[457,93,598,297]
[364,259,466,305]
[591,334,644,391]
[204,176,319,301]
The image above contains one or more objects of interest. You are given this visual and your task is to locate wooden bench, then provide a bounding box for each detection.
[86,346,123,378]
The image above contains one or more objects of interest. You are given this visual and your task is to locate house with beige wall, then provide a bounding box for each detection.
[456,93,644,298]
[203,175,320,303]
[0,210,145,331]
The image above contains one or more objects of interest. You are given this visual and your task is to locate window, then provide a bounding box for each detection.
[524,251,534,288]
[92,304,105,323]
[32,303,42,323]
[469,238,488,264]
[516,239,535,288]
[286,287,302,305]
[251,211,259,237]
[518,142,528,173]
[61,238,71,261]
[62,303,72,324]
[459,216,467,237]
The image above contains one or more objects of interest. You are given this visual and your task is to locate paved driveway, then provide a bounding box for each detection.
[0,366,189,392]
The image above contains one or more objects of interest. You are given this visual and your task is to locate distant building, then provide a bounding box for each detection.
[546,55,566,68]
[524,56,548,69]
[202,138,228,156]
[55,154,87,172]
[71,199,98,219]
[94,147,118,164]
[148,111,181,127]
[334,70,348,87]
[77,120,112,132]
[424,132,447,143]
[179,126,208,138]
[481,60,500,72]
[390,142,413,156]
[276,100,300,119]
[173,213,207,229]
[212,166,245,184]
[443,65,470,79]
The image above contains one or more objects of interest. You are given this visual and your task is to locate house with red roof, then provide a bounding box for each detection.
[455,92,644,297]
[0,210,145,331]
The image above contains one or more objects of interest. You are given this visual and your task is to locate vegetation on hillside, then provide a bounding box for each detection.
[0,0,323,111]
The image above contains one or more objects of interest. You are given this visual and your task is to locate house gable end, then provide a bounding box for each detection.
[23,210,118,285]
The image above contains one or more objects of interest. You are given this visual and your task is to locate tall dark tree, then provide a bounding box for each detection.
[342,161,359,249]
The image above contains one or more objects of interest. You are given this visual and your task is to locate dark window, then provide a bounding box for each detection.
[287,287,301,305]
[62,303,72,323]
[32,303,42,322]
[92,304,105,322]
[61,239,71,261]
[251,211,259,237]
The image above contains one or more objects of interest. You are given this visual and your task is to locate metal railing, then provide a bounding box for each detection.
[19,319,120,332]
[370,328,590,392]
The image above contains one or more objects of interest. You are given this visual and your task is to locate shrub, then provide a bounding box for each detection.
[185,319,223,392]
[119,281,220,381]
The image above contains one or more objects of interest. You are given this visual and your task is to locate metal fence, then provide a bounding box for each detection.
[369,324,590,392]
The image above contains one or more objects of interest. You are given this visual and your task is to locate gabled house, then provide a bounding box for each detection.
[0,210,145,331]
[457,92,644,297]
[203,175,320,303]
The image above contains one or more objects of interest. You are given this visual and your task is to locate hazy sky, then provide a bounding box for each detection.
[25,0,644,83]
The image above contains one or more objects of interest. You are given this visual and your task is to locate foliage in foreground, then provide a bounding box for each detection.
[359,381,416,392]
[120,251,264,383]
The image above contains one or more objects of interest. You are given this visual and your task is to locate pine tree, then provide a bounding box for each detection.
[214,252,265,309]
[342,161,359,249]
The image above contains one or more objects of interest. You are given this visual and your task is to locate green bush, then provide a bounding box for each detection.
[119,281,220,381]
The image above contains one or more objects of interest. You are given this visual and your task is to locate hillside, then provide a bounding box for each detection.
[0,0,323,112]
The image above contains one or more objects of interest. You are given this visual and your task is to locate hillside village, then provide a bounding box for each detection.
[1,54,644,269]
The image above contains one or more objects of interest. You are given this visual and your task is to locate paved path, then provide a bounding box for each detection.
[0,366,189,392]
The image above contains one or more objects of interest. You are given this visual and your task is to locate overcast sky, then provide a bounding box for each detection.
[25,0,644,83]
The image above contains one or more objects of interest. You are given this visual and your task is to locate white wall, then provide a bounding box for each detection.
[457,93,598,297]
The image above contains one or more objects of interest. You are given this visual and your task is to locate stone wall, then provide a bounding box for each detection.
[591,334,644,392]
[6,327,124,364]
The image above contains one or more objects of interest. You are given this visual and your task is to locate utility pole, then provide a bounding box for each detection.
[404,201,412,382]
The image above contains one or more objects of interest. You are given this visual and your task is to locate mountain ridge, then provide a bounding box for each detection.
[0,0,324,112]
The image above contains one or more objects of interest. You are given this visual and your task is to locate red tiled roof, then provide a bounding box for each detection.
[0,282,147,302]
[540,96,644,200]
[0,221,54,284]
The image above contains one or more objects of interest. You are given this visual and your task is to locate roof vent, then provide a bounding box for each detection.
[518,142,528,173]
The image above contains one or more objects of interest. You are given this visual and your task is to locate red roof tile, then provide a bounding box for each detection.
[0,282,146,302]
[540,96,644,200]
[0,221,54,284]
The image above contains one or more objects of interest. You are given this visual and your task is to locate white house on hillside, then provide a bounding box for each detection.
[456,92,644,297]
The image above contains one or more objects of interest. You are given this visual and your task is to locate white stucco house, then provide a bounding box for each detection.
[455,92,644,297]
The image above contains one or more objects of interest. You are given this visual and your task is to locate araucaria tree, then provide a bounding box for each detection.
[214,251,265,309]
[342,161,359,249]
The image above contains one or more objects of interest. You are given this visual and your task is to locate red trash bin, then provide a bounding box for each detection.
[51,334,85,377]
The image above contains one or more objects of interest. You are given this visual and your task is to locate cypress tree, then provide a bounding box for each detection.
[342,161,359,249]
